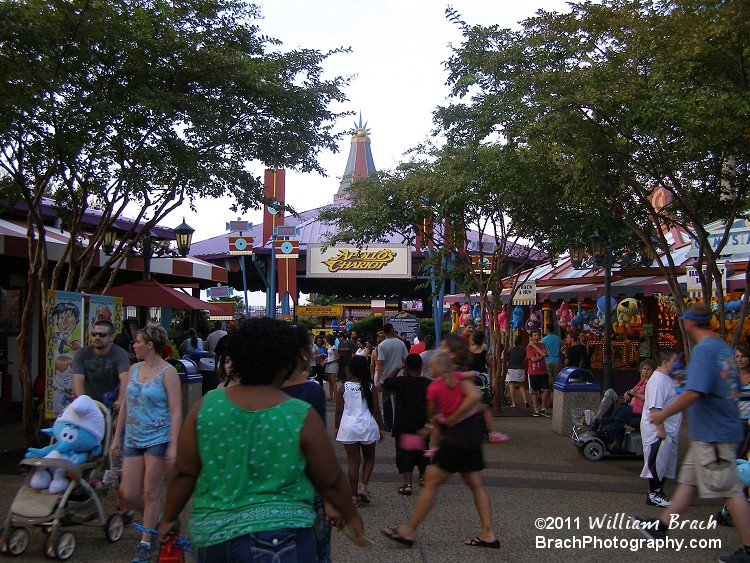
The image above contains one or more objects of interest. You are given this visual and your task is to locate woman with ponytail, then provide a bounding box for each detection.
[334,355,384,507]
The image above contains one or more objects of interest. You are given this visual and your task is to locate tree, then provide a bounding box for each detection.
[0,0,349,442]
[437,1,750,352]
[320,141,563,410]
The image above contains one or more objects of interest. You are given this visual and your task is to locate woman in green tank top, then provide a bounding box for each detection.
[156,318,367,562]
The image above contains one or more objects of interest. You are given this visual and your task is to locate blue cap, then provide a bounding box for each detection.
[679,310,712,322]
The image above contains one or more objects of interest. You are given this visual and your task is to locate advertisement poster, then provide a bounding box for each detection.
[45,290,85,419]
[86,294,123,346]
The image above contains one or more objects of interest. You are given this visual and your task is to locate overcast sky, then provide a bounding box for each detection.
[160,0,572,243]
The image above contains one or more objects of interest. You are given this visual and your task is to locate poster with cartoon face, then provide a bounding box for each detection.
[46,291,84,418]
[86,294,123,345]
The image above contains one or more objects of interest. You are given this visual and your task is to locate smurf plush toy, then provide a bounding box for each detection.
[737,459,750,487]
[25,395,104,494]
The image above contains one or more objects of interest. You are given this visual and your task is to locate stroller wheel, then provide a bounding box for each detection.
[54,532,75,560]
[105,513,124,542]
[7,526,29,556]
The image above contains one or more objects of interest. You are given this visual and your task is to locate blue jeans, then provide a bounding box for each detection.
[197,528,315,563]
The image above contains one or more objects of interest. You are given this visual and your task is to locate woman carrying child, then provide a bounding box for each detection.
[334,355,384,507]
[382,334,500,550]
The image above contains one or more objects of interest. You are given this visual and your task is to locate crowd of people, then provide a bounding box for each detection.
[61,305,750,563]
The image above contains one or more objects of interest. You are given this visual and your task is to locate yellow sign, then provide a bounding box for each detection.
[307,244,411,279]
[296,305,343,317]
[322,249,396,272]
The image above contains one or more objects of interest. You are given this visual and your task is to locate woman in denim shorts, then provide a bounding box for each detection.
[111,324,182,563]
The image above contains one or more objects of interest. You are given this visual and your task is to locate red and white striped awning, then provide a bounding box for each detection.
[0,218,226,285]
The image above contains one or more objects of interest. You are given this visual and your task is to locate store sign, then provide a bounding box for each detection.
[307,244,411,278]
[207,286,233,299]
[296,305,343,317]
[512,282,537,306]
[685,263,726,297]
[690,218,750,255]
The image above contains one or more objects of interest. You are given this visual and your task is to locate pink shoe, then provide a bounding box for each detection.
[488,432,510,443]
[423,448,438,458]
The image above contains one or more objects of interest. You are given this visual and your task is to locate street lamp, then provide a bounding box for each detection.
[569,231,614,392]
[102,219,195,324]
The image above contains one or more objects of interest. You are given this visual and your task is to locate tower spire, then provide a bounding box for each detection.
[334,115,376,202]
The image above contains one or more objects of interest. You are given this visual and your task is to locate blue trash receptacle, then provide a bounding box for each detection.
[169,359,203,418]
[552,367,601,435]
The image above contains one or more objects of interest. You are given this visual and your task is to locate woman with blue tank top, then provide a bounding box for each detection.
[111,323,182,563]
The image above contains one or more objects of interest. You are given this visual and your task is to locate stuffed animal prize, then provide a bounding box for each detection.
[25,395,104,494]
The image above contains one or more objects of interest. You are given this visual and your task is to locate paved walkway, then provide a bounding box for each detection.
[0,403,744,562]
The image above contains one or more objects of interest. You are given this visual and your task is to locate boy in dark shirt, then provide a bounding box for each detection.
[382,353,430,494]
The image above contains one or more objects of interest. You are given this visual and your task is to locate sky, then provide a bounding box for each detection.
[159,0,572,243]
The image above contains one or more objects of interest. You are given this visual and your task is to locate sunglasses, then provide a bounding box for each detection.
[91,331,111,338]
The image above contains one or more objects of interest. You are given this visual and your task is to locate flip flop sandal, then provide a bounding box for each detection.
[464,536,500,549]
[381,527,414,547]
[397,484,412,495]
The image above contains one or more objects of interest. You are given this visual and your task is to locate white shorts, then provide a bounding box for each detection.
[506,369,526,383]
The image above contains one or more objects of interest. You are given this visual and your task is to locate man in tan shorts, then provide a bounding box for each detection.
[632,304,750,563]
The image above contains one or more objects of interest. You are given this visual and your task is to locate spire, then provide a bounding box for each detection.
[334,114,377,202]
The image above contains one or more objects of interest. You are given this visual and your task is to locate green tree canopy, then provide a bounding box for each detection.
[0,0,350,442]
[437,0,750,347]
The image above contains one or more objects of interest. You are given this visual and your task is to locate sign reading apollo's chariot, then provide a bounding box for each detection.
[306,244,412,278]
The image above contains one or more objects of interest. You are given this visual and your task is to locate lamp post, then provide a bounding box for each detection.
[569,232,614,392]
[103,218,195,323]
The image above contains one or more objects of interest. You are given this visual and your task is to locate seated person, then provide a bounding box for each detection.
[604,359,655,447]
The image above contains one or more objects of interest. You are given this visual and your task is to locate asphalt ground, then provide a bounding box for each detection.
[0,402,745,562]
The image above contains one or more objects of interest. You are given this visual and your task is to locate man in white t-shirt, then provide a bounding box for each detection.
[205,321,227,358]
[376,323,408,432]
[640,348,681,508]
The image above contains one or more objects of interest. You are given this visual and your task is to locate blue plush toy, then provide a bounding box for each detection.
[25,395,104,494]
[737,459,750,487]
[511,305,524,330]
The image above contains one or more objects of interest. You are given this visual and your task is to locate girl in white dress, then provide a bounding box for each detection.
[335,355,384,507]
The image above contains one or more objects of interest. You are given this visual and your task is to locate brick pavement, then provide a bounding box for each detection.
[0,404,744,562]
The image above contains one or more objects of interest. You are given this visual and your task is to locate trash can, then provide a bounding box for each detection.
[169,359,203,419]
[551,367,601,435]
[199,357,216,395]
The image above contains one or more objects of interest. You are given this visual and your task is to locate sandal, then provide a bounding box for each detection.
[357,483,372,503]
[464,536,500,548]
[397,484,412,495]
[381,527,414,547]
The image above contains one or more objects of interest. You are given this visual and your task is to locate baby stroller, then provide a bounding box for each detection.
[0,399,125,560]
[474,372,495,406]
[716,433,750,527]
[571,389,643,461]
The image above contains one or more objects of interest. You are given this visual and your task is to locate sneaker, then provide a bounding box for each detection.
[532,410,541,417]
[646,491,671,507]
[719,547,750,563]
[131,541,151,563]
[629,516,667,540]
[423,448,438,458]
[488,432,510,443]
[539,409,552,418]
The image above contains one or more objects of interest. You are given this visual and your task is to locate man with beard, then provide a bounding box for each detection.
[72,319,131,410]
